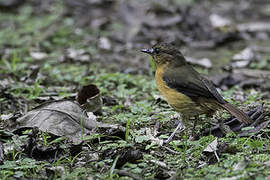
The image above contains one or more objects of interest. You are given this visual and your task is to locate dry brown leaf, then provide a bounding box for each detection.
[16,100,97,144]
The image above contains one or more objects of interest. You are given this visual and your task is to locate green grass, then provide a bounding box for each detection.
[0,1,270,180]
[1,65,269,179]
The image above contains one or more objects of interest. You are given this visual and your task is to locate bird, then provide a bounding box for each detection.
[141,43,252,142]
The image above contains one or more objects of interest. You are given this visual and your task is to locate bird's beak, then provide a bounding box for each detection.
[141,48,154,54]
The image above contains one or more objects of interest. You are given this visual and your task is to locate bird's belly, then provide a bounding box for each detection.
[156,79,203,117]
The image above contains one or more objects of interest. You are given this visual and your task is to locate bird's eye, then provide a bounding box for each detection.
[154,48,160,54]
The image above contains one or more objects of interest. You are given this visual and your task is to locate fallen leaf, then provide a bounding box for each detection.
[233,69,270,79]
[98,37,111,50]
[30,52,48,60]
[231,61,250,68]
[116,148,143,168]
[202,138,220,163]
[102,95,118,106]
[16,100,97,144]
[21,65,40,84]
[232,48,254,61]
[66,48,90,62]
[0,113,13,121]
[233,160,248,171]
[150,160,167,168]
[231,48,255,68]
[203,138,218,152]
[145,128,164,146]
[77,84,102,113]
[264,161,270,167]
[210,14,231,28]
[237,22,270,32]
[144,15,182,28]
[186,57,212,68]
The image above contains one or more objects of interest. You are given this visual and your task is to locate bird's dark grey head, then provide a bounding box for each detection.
[141,43,186,66]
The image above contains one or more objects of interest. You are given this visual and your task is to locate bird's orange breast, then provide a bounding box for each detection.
[155,66,208,117]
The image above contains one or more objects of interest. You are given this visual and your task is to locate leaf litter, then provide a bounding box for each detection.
[15,100,97,144]
[0,0,270,179]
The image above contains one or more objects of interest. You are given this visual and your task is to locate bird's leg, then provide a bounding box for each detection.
[164,115,185,144]
[189,116,198,140]
[216,111,231,135]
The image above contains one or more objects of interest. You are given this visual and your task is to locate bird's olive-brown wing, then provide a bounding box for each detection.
[162,66,226,104]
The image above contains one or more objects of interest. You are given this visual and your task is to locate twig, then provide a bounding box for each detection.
[150,160,168,169]
[162,146,180,154]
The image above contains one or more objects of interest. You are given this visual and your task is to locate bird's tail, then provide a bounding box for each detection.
[220,103,252,124]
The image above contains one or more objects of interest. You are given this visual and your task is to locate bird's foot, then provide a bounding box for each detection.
[164,121,185,144]
[218,122,232,135]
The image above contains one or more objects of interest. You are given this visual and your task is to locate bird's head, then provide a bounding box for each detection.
[141,43,186,67]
